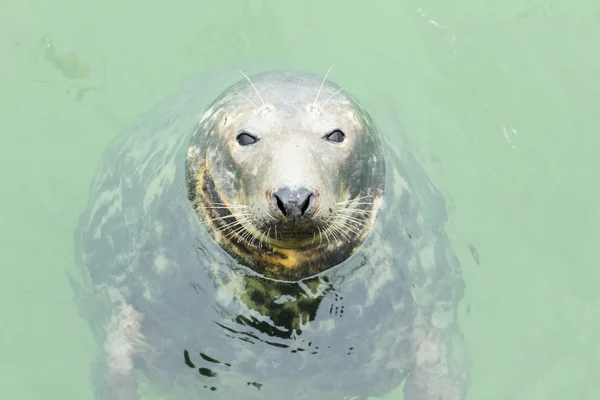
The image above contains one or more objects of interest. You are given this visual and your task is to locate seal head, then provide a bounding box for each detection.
[186,71,385,281]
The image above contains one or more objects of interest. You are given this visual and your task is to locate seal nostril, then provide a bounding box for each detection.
[300,193,312,216]
[273,187,313,219]
[274,195,287,217]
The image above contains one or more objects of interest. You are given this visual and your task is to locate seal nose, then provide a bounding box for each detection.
[273,187,314,219]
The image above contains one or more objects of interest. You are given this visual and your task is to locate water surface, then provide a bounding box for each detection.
[1,0,598,399]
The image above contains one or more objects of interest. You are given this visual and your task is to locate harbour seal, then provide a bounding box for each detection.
[72,69,468,400]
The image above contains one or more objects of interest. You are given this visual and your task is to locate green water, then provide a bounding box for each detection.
[1,0,599,399]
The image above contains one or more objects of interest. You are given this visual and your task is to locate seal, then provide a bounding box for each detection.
[185,71,384,281]
[72,69,468,400]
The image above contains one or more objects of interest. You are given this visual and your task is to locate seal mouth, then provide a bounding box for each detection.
[266,227,317,247]
[271,218,317,236]
[275,228,314,238]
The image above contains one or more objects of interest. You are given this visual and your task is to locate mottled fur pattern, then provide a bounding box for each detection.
[72,70,468,400]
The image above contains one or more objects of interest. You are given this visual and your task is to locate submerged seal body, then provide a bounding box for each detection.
[72,70,468,400]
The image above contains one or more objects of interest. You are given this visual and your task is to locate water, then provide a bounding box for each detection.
[1,0,598,399]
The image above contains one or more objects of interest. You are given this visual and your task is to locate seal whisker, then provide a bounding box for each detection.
[318,226,324,245]
[329,220,352,243]
[332,216,363,235]
[239,70,266,107]
[223,215,253,232]
[253,225,269,246]
[333,208,373,214]
[313,207,324,219]
[331,225,347,243]
[241,226,255,246]
[332,213,368,224]
[313,65,333,109]
[243,217,270,246]
[335,195,371,204]
[202,205,251,210]
[334,216,358,234]
[321,224,331,245]
[333,212,364,225]
[208,221,240,234]
[236,215,260,245]
[217,218,245,231]
[258,227,266,248]
[224,219,257,242]
[323,220,344,243]
[237,218,253,244]
[206,203,250,208]
[336,220,366,233]
[223,224,246,241]
[244,218,263,239]
[259,227,271,248]
[331,209,367,226]
[265,210,278,222]
[333,212,371,220]
[208,214,244,229]
[234,90,259,111]
[207,202,250,207]
[334,205,373,210]
[318,88,343,113]
[325,226,340,242]
[336,215,367,230]
[257,225,265,247]
[335,195,372,204]
[207,211,252,223]
[322,102,342,114]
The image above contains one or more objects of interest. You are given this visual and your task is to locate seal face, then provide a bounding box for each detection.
[186,71,385,281]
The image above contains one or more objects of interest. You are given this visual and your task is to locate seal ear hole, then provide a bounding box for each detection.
[325,130,345,143]
[236,132,258,146]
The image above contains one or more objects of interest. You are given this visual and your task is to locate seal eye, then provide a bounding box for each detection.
[236,132,258,146]
[325,130,345,143]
